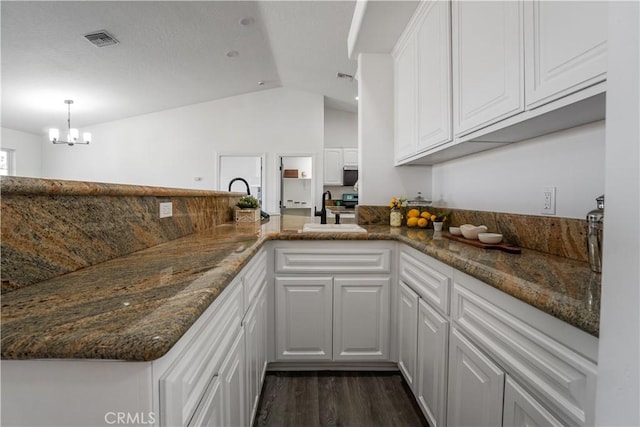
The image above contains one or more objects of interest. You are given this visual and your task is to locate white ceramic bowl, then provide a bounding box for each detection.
[478,233,503,244]
[449,226,462,236]
[460,224,488,240]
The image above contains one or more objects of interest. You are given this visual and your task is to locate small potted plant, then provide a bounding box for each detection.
[432,212,450,231]
[235,195,261,223]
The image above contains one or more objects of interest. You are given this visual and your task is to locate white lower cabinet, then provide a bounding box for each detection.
[397,281,419,389]
[503,376,564,427]
[447,326,505,427]
[244,283,268,425]
[188,376,224,427]
[416,299,449,427]
[273,242,393,364]
[275,276,334,361]
[220,327,246,427]
[333,277,390,361]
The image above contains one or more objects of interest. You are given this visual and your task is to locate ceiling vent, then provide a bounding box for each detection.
[84,31,119,48]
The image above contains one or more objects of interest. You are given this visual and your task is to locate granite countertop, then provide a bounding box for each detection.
[1,216,600,361]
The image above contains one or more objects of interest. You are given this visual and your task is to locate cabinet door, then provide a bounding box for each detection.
[342,148,358,167]
[394,33,418,162]
[188,376,223,427]
[397,281,419,391]
[323,149,343,185]
[503,376,564,427]
[275,277,333,361]
[220,328,246,427]
[333,277,390,361]
[452,0,524,136]
[447,327,504,427]
[416,299,449,427]
[243,284,267,425]
[417,0,452,152]
[525,0,607,108]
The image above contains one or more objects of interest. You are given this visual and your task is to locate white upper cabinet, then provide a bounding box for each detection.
[323,148,343,185]
[342,148,359,167]
[393,32,418,162]
[525,1,608,109]
[452,0,525,136]
[417,0,452,152]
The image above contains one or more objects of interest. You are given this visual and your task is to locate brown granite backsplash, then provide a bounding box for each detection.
[1,177,242,292]
[356,205,588,262]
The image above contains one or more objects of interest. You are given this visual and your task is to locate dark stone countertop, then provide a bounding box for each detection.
[0,216,600,361]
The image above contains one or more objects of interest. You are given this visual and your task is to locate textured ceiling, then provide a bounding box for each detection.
[1,1,358,135]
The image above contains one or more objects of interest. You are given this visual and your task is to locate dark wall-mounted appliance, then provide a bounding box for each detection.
[343,166,358,187]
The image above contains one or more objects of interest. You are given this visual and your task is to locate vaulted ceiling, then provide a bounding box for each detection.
[1,1,358,135]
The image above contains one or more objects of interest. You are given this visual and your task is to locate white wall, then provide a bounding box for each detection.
[41,87,324,213]
[357,53,432,205]
[431,121,605,219]
[595,1,640,425]
[0,127,43,178]
[324,107,357,148]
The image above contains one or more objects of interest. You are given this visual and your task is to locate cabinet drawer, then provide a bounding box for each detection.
[160,281,243,427]
[452,282,597,426]
[243,248,267,311]
[275,247,391,274]
[399,249,452,315]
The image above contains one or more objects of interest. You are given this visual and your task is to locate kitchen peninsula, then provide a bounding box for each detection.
[1,177,600,426]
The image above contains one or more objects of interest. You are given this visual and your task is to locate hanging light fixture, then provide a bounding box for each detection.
[49,100,91,146]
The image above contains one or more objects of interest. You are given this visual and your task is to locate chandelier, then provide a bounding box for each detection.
[49,100,92,146]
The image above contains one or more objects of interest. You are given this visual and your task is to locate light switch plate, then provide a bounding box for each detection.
[541,187,556,215]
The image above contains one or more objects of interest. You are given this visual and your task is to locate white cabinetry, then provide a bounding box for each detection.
[394,0,452,163]
[323,148,343,185]
[451,270,598,426]
[452,0,524,136]
[244,283,268,425]
[416,299,449,427]
[447,326,505,427]
[342,148,359,167]
[397,246,452,425]
[416,0,452,152]
[273,242,392,364]
[219,327,246,427]
[524,0,607,109]
[397,281,419,389]
[393,32,418,162]
[334,277,390,361]
[392,0,607,165]
[275,276,334,361]
[503,376,564,427]
[323,148,359,185]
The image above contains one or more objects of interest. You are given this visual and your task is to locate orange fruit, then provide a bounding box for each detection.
[407,209,420,218]
[407,217,419,227]
[417,218,428,228]
[420,211,431,219]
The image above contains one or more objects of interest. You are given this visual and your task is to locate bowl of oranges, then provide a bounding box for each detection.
[406,209,436,228]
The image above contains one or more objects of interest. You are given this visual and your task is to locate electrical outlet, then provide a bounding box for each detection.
[541,187,556,215]
[159,201,173,218]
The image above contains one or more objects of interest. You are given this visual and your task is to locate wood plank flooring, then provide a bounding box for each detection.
[254,371,429,427]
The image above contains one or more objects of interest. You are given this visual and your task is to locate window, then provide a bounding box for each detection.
[0,149,15,176]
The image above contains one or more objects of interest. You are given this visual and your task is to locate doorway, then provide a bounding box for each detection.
[218,154,265,207]
[279,156,314,216]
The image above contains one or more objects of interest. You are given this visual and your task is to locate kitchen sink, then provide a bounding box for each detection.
[302,223,367,233]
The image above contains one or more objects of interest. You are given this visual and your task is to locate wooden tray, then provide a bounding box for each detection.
[444,233,521,254]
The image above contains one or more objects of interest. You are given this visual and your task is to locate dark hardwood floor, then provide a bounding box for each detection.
[253,371,429,427]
